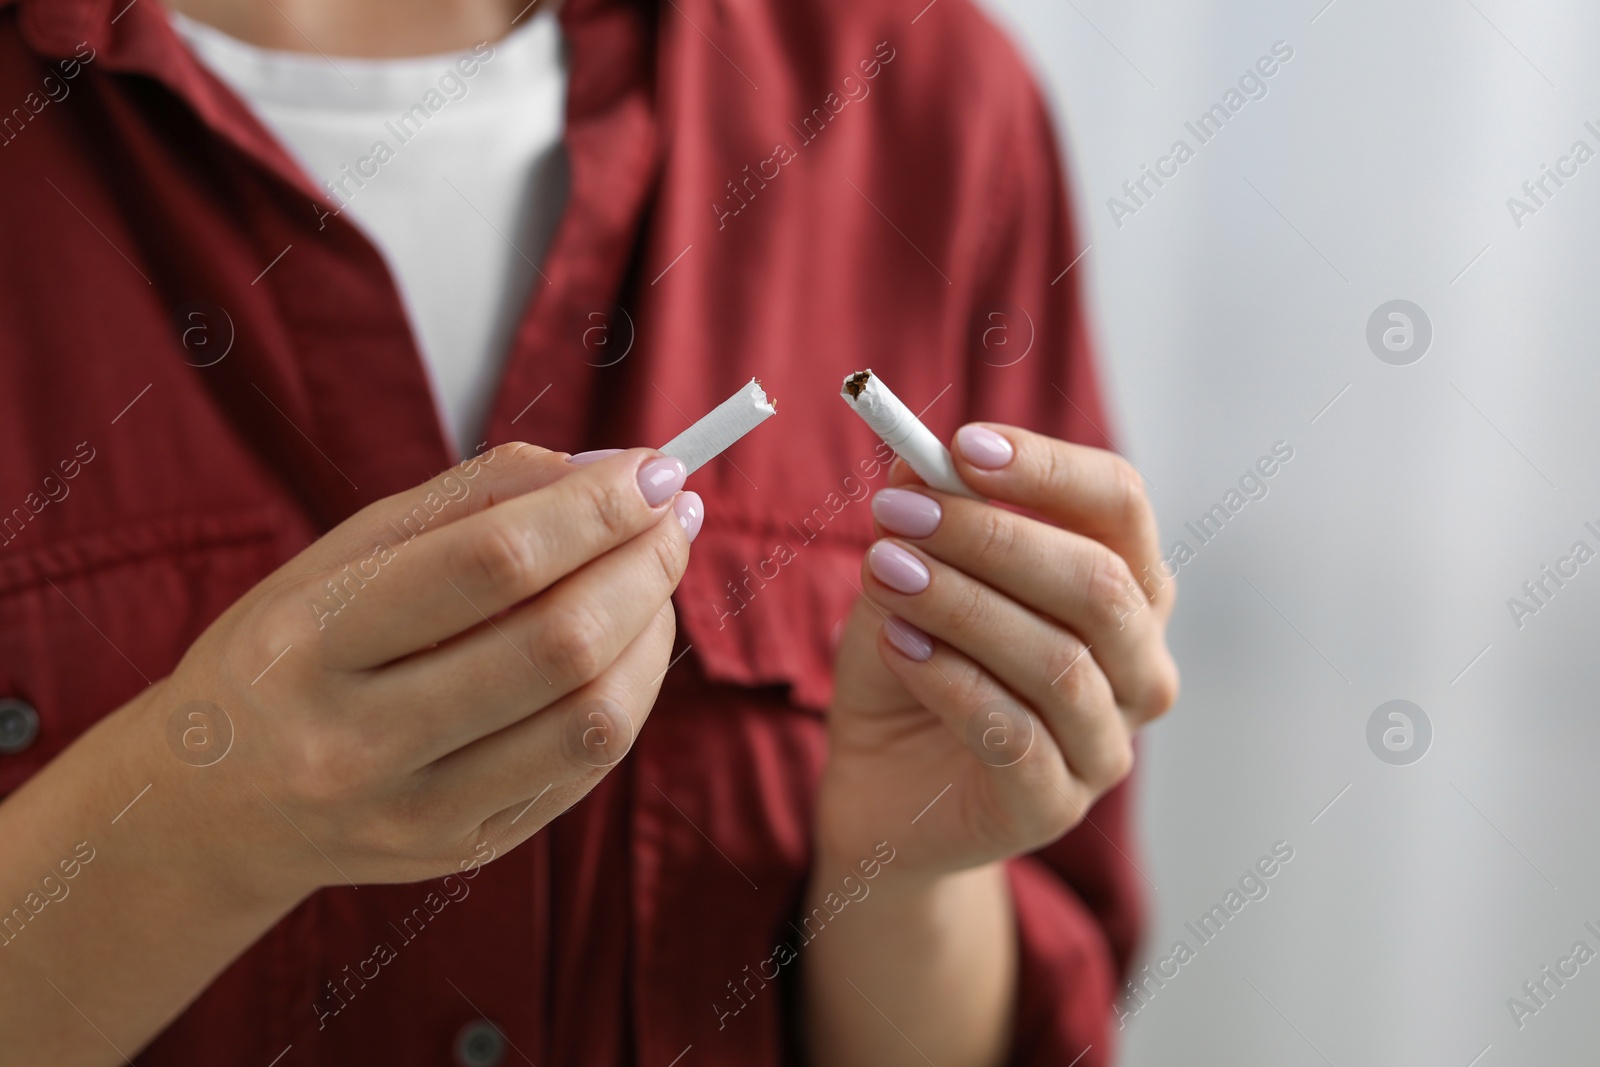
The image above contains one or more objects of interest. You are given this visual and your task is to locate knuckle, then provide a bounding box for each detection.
[950,661,995,715]
[648,520,691,588]
[479,441,546,480]
[463,442,527,486]
[1104,736,1136,786]
[281,728,367,807]
[577,474,638,542]
[971,506,1017,565]
[563,696,637,769]
[247,601,310,671]
[1036,439,1069,494]
[1085,546,1140,627]
[653,600,678,641]
[1145,564,1177,613]
[465,519,540,593]
[482,441,541,466]
[1025,778,1087,844]
[1139,655,1181,722]
[1042,636,1090,698]
[947,578,990,634]
[1108,456,1150,531]
[643,603,679,668]
[454,836,501,877]
[538,605,609,684]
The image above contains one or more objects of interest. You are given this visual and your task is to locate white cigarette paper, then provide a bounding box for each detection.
[657,378,777,474]
[839,369,983,500]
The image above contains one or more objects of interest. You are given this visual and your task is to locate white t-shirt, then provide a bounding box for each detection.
[172,10,570,459]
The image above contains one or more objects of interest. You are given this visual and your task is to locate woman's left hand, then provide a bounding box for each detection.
[818,423,1179,878]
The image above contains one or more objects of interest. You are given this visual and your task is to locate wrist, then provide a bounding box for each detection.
[800,850,1017,1067]
[807,839,1007,915]
[110,681,316,914]
[0,682,311,1062]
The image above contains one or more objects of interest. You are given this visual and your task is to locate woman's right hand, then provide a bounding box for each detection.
[0,442,701,1065]
[130,442,699,904]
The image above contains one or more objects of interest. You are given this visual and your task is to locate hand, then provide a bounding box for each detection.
[819,424,1178,879]
[134,443,701,904]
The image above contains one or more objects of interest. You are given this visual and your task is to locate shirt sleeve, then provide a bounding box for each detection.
[1006,780,1142,1066]
[958,50,1146,1067]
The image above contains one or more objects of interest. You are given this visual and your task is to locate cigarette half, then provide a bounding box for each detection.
[657,378,777,475]
[840,369,982,500]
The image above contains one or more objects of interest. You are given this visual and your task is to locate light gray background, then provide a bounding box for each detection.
[975,0,1600,1063]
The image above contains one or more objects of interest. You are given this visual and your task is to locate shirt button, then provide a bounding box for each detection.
[0,698,40,754]
[453,1019,507,1067]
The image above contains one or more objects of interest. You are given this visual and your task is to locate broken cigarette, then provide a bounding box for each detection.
[657,378,777,474]
[840,369,982,500]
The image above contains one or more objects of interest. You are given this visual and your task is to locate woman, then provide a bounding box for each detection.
[0,0,1177,1063]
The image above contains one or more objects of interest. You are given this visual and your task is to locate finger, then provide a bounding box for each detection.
[860,539,1133,789]
[886,455,923,488]
[870,487,1179,722]
[294,443,572,575]
[368,507,690,760]
[309,449,687,669]
[948,425,1172,612]
[420,600,676,837]
[869,619,1099,842]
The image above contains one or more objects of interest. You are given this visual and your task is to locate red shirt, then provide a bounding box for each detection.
[0,0,1142,1063]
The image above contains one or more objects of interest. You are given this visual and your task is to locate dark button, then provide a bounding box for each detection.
[454,1019,507,1067]
[0,698,39,754]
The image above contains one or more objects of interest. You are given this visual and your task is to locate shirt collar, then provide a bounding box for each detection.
[11,0,634,207]
[16,0,331,203]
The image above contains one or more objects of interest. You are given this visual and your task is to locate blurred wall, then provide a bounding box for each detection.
[973,0,1600,1062]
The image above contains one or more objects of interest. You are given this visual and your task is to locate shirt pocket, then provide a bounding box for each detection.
[673,485,879,713]
[0,505,295,796]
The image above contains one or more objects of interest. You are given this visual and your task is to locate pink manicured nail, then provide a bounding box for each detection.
[673,491,704,542]
[884,616,933,661]
[637,456,688,506]
[569,448,623,465]
[956,425,1015,469]
[872,488,942,538]
[868,540,930,594]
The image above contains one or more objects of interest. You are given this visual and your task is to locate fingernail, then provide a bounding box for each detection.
[638,456,688,507]
[884,616,933,661]
[956,425,1015,470]
[673,491,704,542]
[569,448,623,465]
[867,540,930,594]
[872,488,942,538]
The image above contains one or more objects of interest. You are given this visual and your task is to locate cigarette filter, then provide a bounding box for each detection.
[657,378,777,474]
[839,369,983,500]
